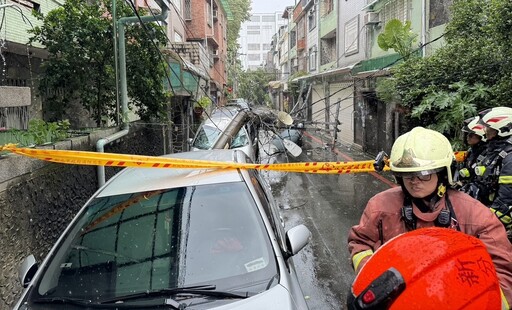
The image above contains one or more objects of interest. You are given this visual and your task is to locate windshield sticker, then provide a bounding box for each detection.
[245,257,267,272]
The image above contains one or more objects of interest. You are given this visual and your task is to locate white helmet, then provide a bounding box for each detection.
[462,116,487,142]
[478,107,512,138]
[390,127,455,184]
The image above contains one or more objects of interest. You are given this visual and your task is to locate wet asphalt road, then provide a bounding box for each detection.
[260,131,396,309]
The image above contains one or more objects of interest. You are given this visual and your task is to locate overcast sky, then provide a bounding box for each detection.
[250,0,297,14]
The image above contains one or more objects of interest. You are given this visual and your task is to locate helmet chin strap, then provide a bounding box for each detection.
[406,181,447,213]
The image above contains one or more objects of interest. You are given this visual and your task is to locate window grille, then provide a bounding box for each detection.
[381,0,409,25]
[184,0,191,20]
[309,46,317,70]
[308,9,316,31]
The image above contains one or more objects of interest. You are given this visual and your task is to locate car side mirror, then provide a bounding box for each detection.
[19,254,38,288]
[285,224,311,256]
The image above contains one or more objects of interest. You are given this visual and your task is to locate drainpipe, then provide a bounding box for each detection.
[96,0,169,187]
[421,0,427,57]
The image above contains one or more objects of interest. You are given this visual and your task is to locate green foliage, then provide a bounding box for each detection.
[288,71,308,102]
[375,77,399,104]
[195,96,212,109]
[11,119,70,146]
[379,0,511,140]
[226,0,251,93]
[226,0,251,50]
[411,82,488,149]
[29,0,169,126]
[237,69,274,105]
[377,19,418,59]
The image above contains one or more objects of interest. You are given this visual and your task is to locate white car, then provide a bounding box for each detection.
[15,149,311,310]
[190,106,259,162]
[226,98,251,110]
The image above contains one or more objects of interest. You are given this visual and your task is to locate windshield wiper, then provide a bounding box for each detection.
[72,245,141,263]
[34,297,92,307]
[100,284,253,304]
[35,296,185,309]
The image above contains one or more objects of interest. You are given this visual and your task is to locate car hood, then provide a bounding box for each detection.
[205,285,300,310]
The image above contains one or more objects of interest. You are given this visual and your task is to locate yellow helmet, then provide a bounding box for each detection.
[390,127,455,184]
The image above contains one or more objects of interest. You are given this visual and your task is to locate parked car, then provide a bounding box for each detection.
[226,98,250,110]
[15,149,311,310]
[190,106,259,162]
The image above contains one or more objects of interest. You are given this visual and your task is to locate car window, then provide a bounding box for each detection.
[249,172,287,251]
[230,127,249,148]
[192,125,221,149]
[33,182,277,302]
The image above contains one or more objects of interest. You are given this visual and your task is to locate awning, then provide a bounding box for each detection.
[291,62,359,83]
[361,0,387,11]
[268,81,282,89]
[182,59,209,80]
[361,0,379,11]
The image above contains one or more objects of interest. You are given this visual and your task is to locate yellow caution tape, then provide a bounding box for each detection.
[0,144,390,174]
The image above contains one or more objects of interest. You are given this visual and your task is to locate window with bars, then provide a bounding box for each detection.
[344,16,359,55]
[380,0,410,25]
[207,2,212,27]
[308,8,316,31]
[290,30,296,48]
[184,0,191,20]
[309,46,317,71]
[248,44,261,51]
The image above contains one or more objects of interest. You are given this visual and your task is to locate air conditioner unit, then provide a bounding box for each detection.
[212,10,218,20]
[212,49,220,58]
[364,12,380,25]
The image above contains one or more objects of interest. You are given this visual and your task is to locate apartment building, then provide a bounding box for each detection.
[238,12,287,71]
[268,0,452,152]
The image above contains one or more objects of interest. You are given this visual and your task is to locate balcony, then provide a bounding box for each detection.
[206,35,219,48]
[297,38,306,51]
[293,2,303,22]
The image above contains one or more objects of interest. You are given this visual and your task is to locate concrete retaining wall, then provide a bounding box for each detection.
[0,122,169,308]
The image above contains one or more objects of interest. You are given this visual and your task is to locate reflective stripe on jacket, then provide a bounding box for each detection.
[348,187,512,306]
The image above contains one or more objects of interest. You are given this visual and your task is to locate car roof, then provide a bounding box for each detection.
[96,150,248,197]
[226,98,250,109]
[202,107,240,131]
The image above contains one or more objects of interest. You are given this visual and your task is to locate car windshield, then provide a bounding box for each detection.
[193,125,249,150]
[192,125,221,149]
[33,182,277,302]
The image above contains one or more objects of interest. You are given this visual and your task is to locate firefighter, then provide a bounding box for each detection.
[470,107,512,233]
[457,115,487,186]
[347,126,512,308]
[347,227,501,309]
